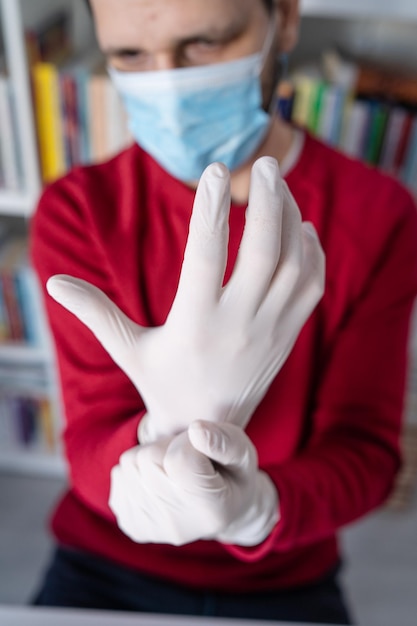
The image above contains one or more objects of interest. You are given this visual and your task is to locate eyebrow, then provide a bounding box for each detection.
[102,19,247,57]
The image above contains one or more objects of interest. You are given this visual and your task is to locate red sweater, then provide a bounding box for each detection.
[31,132,417,593]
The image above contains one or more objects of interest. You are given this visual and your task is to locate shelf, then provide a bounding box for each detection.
[301,0,417,21]
[0,189,39,218]
[0,0,42,220]
[0,449,66,477]
[0,343,51,363]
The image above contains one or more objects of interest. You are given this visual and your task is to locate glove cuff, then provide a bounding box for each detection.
[216,471,279,547]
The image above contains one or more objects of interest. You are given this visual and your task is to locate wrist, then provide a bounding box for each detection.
[217,472,280,547]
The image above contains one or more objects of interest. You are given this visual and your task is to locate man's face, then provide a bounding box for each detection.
[90,0,273,73]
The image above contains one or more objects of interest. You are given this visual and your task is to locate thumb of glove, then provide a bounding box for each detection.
[47,275,143,375]
[188,421,258,478]
[163,431,223,492]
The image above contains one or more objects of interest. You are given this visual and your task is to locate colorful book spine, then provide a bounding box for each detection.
[89,72,109,163]
[1,272,25,341]
[291,76,316,129]
[0,392,57,453]
[401,117,417,193]
[0,237,45,346]
[15,266,47,346]
[32,62,66,183]
[340,99,369,159]
[289,70,417,192]
[365,103,389,166]
[73,67,92,164]
[379,108,408,173]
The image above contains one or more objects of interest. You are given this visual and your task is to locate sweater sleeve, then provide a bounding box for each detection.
[224,183,417,562]
[31,161,417,560]
[30,172,144,522]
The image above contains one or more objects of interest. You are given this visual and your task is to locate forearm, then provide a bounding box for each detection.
[65,407,146,520]
[223,420,400,562]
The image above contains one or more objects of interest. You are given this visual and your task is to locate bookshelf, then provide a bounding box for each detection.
[0,0,416,478]
[0,0,63,476]
[0,0,40,218]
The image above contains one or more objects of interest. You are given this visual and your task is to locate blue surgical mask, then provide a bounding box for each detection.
[109,23,277,181]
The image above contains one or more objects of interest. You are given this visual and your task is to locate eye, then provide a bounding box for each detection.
[109,49,148,71]
[192,37,221,49]
[183,38,224,64]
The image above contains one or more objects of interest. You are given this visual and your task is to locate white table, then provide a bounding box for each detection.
[0,606,331,626]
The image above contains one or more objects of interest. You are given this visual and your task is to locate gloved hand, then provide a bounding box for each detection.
[109,420,279,547]
[47,157,325,443]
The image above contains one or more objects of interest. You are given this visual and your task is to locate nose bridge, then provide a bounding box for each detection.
[152,51,180,71]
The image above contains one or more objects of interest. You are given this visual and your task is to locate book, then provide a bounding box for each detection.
[15,265,49,346]
[57,49,104,168]
[74,66,93,164]
[87,69,131,163]
[0,236,46,346]
[340,99,371,159]
[393,112,414,174]
[364,102,390,166]
[32,62,66,183]
[1,272,24,341]
[309,81,326,134]
[0,390,56,452]
[289,52,417,192]
[379,107,409,173]
[316,84,346,146]
[291,75,317,129]
[89,70,109,163]
[401,117,417,193]
[38,396,56,451]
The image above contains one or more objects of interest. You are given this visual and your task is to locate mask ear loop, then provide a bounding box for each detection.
[258,10,279,72]
[258,9,288,116]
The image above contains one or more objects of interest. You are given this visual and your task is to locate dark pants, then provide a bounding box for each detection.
[33,546,352,624]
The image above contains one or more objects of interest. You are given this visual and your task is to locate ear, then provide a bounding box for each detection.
[275,0,300,54]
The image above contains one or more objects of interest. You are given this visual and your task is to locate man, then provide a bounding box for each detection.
[31,0,417,623]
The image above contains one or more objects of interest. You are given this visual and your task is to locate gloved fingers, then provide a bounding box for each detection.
[188,421,258,479]
[224,157,283,318]
[133,436,172,472]
[119,434,172,474]
[47,275,142,373]
[256,182,304,315]
[265,219,325,330]
[301,221,326,293]
[291,220,325,308]
[119,442,179,515]
[109,460,164,543]
[171,163,230,319]
[109,452,150,536]
[163,431,225,493]
[118,446,142,471]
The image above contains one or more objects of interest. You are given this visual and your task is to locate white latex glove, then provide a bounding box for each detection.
[109,420,279,547]
[47,158,325,443]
